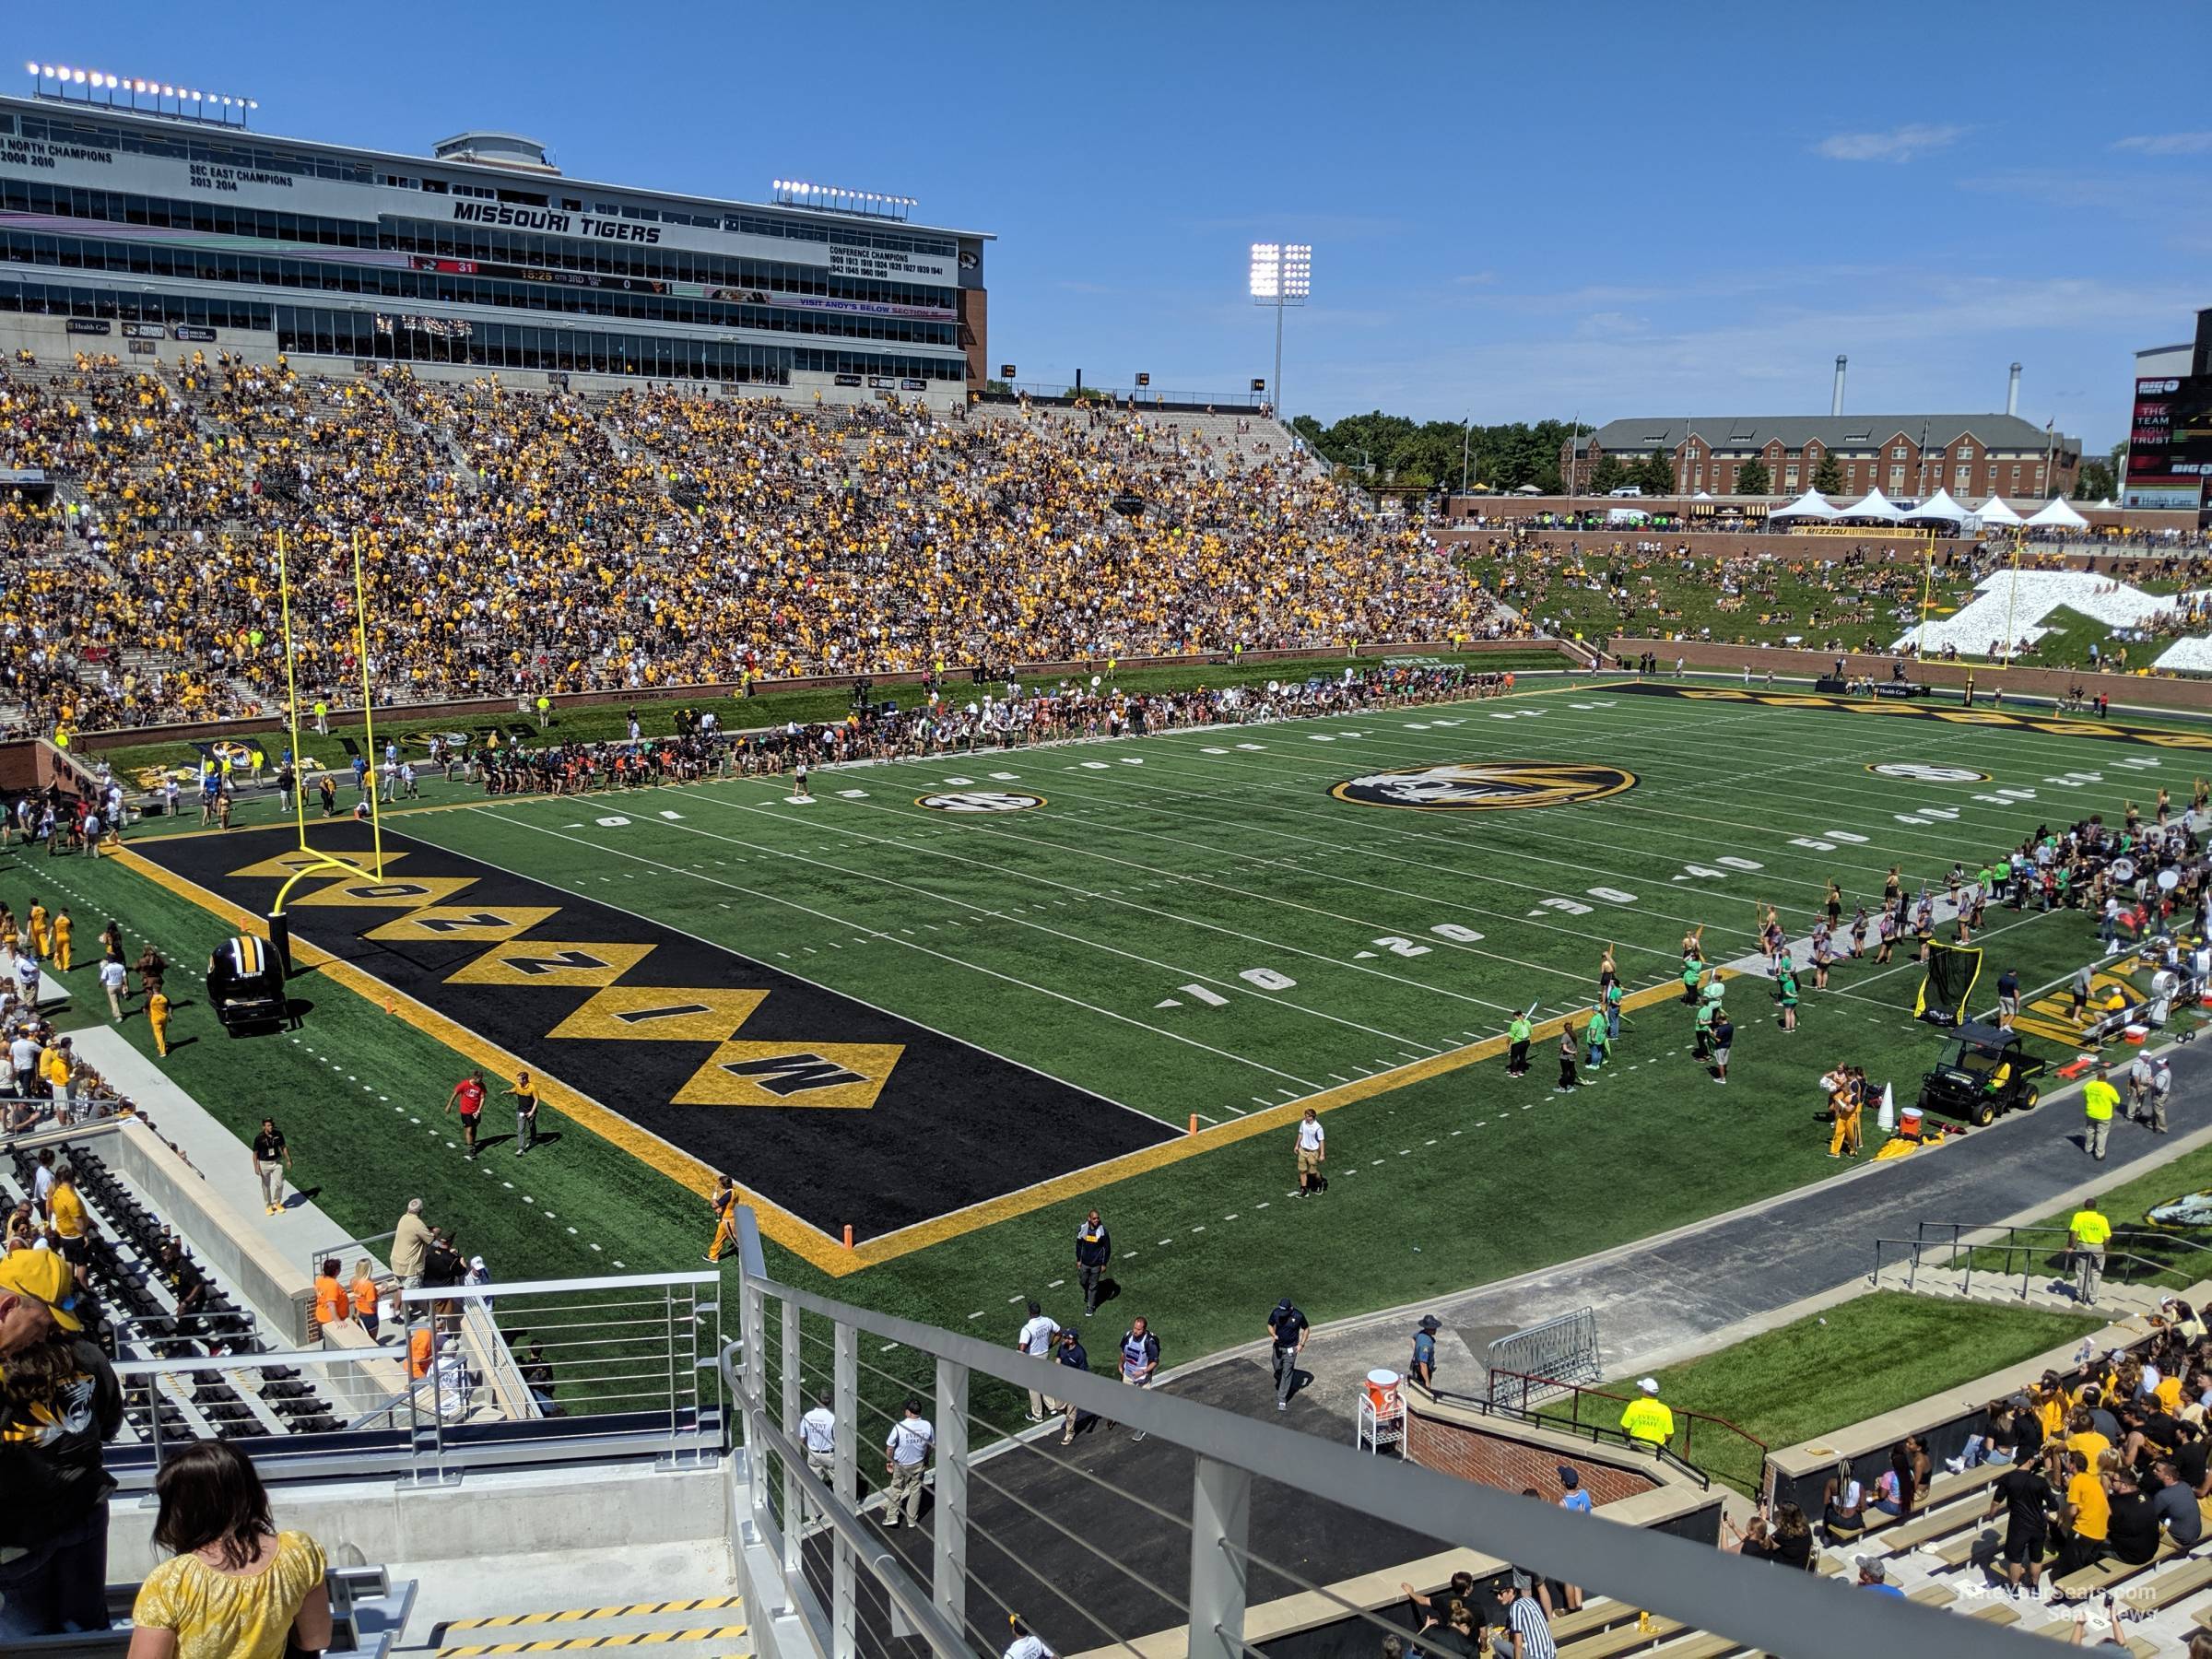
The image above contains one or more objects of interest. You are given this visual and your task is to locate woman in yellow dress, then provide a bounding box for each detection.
[127,1441,330,1659]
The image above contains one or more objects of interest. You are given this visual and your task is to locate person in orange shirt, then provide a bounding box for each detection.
[408,1324,433,1380]
[312,1257,348,1335]
[350,1259,382,1340]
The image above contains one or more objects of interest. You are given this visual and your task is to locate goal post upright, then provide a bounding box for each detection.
[267,524,385,954]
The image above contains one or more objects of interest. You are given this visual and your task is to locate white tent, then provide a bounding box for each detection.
[1975,495,2025,527]
[1901,488,1970,524]
[2027,497,2089,530]
[1768,489,1840,521]
[1838,488,1906,523]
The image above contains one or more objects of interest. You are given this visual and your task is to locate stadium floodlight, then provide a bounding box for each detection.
[770,177,915,220]
[1248,241,1312,419]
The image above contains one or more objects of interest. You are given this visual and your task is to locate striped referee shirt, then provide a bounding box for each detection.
[1507,1598,1556,1659]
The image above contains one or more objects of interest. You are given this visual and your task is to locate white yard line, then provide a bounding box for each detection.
[460,808,1324,1093]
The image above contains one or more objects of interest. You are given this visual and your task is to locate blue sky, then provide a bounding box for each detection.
[41,2,2212,448]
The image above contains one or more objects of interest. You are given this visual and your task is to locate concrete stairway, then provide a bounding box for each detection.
[1866,1256,2167,1318]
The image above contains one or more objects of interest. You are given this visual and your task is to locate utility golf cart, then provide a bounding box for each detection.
[206,935,290,1035]
[1915,1021,2045,1127]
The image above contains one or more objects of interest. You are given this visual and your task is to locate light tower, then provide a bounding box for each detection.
[1248,242,1311,418]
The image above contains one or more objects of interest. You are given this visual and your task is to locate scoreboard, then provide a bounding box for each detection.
[2127,310,2212,514]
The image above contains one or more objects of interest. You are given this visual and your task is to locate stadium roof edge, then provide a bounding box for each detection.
[0,92,994,241]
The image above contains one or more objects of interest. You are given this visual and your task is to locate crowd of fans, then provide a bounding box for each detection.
[0,352,1515,738]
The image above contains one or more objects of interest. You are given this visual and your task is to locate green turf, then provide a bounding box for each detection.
[36,683,2196,1434]
[1546,1292,2103,1495]
[86,649,1572,782]
[1950,1136,2212,1295]
[1943,606,2147,674]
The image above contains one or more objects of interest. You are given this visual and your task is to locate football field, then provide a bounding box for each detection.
[77,677,2195,1372]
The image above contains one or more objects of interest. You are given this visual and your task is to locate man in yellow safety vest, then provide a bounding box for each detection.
[1620,1377,1675,1447]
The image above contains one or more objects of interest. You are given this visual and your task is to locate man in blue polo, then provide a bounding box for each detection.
[1410,1315,1441,1391]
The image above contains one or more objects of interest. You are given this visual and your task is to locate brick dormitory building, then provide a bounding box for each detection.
[1562,413,2082,501]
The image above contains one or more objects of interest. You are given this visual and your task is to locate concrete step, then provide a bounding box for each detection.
[432,1595,748,1659]
[1867,1260,2165,1317]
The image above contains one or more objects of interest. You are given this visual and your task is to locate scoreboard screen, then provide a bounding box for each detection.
[2127,310,2212,513]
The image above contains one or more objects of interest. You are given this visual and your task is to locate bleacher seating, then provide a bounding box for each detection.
[6,1138,343,1441]
[0,356,1524,735]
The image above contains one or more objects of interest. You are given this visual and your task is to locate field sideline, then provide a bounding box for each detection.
[32,677,2186,1406]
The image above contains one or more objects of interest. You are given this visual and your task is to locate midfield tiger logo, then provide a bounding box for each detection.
[1330,762,1637,811]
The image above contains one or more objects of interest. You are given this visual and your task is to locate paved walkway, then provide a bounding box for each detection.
[71,1026,373,1277]
[1206,1030,2212,1410]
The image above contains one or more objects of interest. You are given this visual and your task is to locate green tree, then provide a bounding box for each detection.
[1285,412,1589,494]
[1588,454,1630,495]
[1736,459,1771,496]
[1811,453,1846,495]
[1635,450,1677,496]
[2075,461,2116,501]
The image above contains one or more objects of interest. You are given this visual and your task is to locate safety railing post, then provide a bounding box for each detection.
[1906,1238,1919,1295]
[781,1297,803,1580]
[1189,1454,1252,1659]
[665,1285,680,1465]
[740,1273,769,1543]
[933,1358,970,1634]
[832,1319,858,1659]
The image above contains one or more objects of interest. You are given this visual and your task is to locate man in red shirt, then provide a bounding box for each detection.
[445,1069,486,1159]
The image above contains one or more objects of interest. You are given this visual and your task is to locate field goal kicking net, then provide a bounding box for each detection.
[1914,941,1984,1027]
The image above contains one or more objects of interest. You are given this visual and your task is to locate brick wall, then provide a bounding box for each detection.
[1406,1413,1656,1504]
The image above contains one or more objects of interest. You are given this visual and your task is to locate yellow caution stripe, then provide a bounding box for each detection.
[443,1601,743,1630]
[439,1627,747,1655]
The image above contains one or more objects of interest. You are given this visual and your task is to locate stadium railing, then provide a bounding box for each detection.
[1481,1369,1767,1485]
[1870,1218,2212,1300]
[303,1227,399,1284]
[108,1268,723,1485]
[975,382,1266,412]
[716,1207,2040,1659]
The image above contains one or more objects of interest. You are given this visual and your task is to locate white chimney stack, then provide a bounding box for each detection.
[1831,355,1847,418]
[2006,361,2022,418]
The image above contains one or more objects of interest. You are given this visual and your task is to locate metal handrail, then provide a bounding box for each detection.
[1870,1231,2204,1305]
[1485,1366,1769,1475]
[720,1206,2035,1659]
[305,1226,397,1282]
[1915,1218,2212,1258]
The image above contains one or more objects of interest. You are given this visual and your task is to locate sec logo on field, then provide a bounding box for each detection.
[916,791,1047,813]
[1865,762,1991,782]
[1330,762,1636,811]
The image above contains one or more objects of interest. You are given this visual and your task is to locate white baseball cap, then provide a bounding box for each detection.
[1638,1377,1661,1394]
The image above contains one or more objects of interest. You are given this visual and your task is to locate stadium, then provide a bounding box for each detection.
[6,36,2212,1659]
